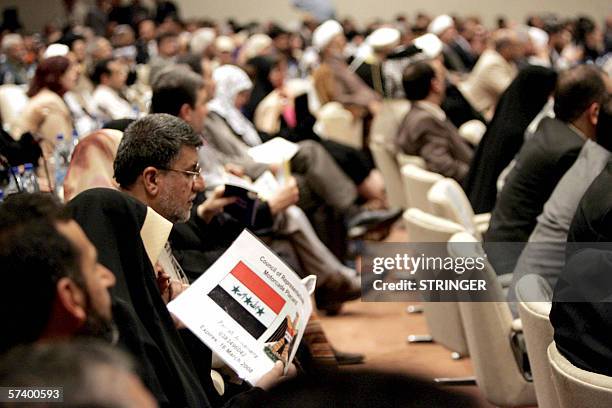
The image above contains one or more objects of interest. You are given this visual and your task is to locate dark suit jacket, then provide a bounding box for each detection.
[550,160,612,377]
[486,118,585,242]
[395,102,473,181]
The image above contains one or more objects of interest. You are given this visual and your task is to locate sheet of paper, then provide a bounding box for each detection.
[247,137,300,164]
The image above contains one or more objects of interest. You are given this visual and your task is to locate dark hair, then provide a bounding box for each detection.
[268,23,289,39]
[553,65,607,123]
[595,96,612,152]
[113,113,202,188]
[402,61,435,101]
[90,58,114,86]
[0,193,82,353]
[0,340,139,406]
[156,31,177,46]
[574,16,596,46]
[27,56,71,97]
[150,66,204,116]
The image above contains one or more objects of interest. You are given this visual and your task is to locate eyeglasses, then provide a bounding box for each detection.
[158,165,202,180]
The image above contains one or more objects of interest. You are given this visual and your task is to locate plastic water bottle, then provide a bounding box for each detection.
[21,163,40,193]
[71,128,80,153]
[53,133,71,195]
[5,166,22,195]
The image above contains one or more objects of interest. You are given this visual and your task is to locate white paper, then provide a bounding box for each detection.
[167,230,313,385]
[247,137,300,164]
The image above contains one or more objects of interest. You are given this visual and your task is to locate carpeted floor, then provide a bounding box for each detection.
[319,223,497,407]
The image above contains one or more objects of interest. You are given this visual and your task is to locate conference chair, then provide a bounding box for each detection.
[0,84,28,133]
[548,342,612,408]
[313,101,363,149]
[403,208,469,358]
[516,274,559,408]
[427,178,490,239]
[448,232,536,407]
[401,164,443,212]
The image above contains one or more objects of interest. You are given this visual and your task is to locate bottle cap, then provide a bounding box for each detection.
[56,133,64,140]
[24,163,34,170]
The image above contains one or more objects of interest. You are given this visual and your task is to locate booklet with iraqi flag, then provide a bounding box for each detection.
[167,230,315,385]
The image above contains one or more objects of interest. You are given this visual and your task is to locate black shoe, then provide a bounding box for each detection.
[346,208,402,239]
[332,348,365,365]
[316,275,361,315]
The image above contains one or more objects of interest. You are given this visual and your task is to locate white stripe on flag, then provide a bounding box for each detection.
[219,273,278,326]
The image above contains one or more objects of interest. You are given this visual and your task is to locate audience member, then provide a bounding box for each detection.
[0,33,28,85]
[0,340,157,408]
[396,59,473,181]
[458,28,524,120]
[508,95,612,313]
[0,192,116,354]
[484,65,608,275]
[463,65,559,214]
[91,57,136,122]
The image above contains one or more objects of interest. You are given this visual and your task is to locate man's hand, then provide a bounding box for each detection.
[255,361,297,391]
[197,186,237,223]
[267,177,299,215]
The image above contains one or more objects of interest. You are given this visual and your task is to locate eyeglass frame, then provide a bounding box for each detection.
[157,165,202,180]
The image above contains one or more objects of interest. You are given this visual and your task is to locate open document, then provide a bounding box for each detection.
[168,230,314,385]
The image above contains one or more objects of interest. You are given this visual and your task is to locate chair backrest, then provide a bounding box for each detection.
[448,232,536,407]
[516,274,559,408]
[548,342,612,408]
[370,140,406,209]
[403,208,468,355]
[403,208,464,242]
[370,99,411,141]
[428,178,478,236]
[313,101,363,149]
[396,152,426,169]
[401,164,444,212]
[0,84,29,133]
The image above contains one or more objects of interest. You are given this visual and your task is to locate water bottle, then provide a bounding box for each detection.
[53,134,71,195]
[5,166,22,195]
[0,189,4,203]
[21,163,40,193]
[71,128,80,153]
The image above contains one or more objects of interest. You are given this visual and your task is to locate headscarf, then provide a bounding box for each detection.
[67,188,214,408]
[463,65,558,213]
[208,64,262,146]
[243,56,277,121]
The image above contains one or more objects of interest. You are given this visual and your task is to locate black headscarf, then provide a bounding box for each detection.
[243,56,277,122]
[67,188,213,408]
[463,65,558,213]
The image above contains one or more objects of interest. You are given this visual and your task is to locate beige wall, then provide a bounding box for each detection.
[1,0,610,32]
[178,0,610,27]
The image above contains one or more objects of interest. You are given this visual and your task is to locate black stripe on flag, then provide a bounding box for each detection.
[208,285,267,338]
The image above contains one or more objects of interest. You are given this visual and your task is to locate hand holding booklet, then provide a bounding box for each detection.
[168,230,315,384]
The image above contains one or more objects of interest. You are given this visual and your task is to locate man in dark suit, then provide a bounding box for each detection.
[395,59,473,181]
[550,97,612,376]
[484,65,608,275]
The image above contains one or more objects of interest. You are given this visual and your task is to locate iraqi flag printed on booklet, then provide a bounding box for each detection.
[208,260,286,338]
[167,230,313,384]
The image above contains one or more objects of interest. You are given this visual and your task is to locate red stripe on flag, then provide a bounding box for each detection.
[230,261,285,314]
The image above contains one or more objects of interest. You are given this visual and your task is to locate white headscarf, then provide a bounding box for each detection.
[208,65,262,146]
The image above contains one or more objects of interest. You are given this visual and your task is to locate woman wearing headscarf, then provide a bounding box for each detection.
[68,188,268,407]
[462,65,558,213]
[208,61,383,204]
[246,55,382,194]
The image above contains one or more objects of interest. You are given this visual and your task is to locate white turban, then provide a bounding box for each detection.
[312,20,343,51]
